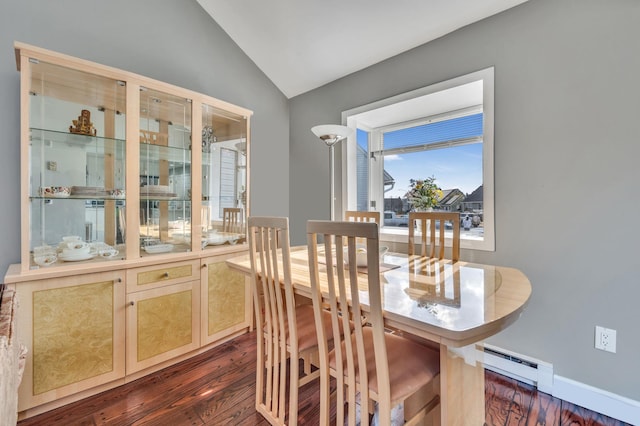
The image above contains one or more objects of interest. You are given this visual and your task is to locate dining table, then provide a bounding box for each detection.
[226,247,532,426]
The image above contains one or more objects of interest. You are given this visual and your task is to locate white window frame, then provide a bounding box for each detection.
[340,68,495,251]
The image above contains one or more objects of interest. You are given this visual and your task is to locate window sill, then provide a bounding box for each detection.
[380,227,492,251]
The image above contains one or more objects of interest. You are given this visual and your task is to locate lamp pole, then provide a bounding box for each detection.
[311,125,354,220]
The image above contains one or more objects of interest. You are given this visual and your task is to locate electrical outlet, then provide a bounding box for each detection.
[595,326,617,353]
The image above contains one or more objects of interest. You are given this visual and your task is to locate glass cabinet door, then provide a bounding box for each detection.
[28,60,126,268]
[201,104,248,249]
[139,87,192,256]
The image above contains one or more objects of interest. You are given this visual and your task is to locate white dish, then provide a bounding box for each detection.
[59,252,96,262]
[207,236,227,245]
[143,244,174,254]
[207,232,241,245]
[344,244,389,267]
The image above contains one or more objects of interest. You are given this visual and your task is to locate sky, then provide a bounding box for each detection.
[358,113,484,197]
[382,144,482,197]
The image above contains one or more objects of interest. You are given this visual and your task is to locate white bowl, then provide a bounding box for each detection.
[98,249,119,258]
[34,253,57,267]
[345,244,389,267]
[63,242,91,255]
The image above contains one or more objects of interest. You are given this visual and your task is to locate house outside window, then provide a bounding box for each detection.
[343,68,494,251]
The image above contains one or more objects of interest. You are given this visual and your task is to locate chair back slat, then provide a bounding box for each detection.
[408,211,461,261]
[223,207,244,233]
[248,216,295,425]
[307,220,388,426]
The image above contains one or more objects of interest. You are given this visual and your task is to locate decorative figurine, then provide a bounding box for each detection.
[202,125,215,152]
[69,109,97,136]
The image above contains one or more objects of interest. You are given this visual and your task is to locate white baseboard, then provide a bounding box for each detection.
[553,375,640,425]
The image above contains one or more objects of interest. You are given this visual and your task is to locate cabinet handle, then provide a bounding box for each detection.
[117,278,122,283]
[129,301,135,306]
[201,264,207,269]
[163,272,169,278]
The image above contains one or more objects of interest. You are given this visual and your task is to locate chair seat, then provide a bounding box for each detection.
[263,304,340,353]
[291,304,344,352]
[330,327,440,403]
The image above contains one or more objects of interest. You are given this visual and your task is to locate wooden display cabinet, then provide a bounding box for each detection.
[6,42,253,419]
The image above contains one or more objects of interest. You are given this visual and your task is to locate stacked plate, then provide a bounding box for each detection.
[140,185,177,199]
[71,186,110,197]
[59,251,95,262]
[143,243,174,254]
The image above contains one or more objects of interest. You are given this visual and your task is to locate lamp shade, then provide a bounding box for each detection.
[311,124,354,146]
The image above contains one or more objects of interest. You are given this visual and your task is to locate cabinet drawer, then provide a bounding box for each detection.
[127,260,200,292]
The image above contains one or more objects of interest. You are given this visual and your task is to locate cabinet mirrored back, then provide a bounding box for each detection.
[200,104,248,249]
[28,60,127,265]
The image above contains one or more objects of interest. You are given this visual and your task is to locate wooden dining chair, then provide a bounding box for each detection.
[223,207,243,233]
[248,216,332,426]
[344,210,381,224]
[408,211,460,261]
[307,220,441,426]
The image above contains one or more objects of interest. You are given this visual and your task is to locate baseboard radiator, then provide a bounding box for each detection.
[480,344,554,394]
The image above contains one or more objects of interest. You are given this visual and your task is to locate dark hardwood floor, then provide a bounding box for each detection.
[18,331,629,426]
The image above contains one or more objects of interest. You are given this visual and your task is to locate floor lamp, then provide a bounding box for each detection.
[311,124,354,220]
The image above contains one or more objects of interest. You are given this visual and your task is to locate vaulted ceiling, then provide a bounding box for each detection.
[197,0,530,98]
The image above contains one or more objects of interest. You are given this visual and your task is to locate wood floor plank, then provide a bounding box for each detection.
[505,379,536,426]
[18,332,631,426]
[560,400,628,426]
[524,386,561,426]
[485,370,518,426]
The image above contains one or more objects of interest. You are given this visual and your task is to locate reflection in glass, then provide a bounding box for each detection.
[201,104,247,249]
[28,59,126,266]
[405,257,461,308]
[139,88,192,255]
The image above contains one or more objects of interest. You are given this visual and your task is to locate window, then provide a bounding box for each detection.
[342,68,494,251]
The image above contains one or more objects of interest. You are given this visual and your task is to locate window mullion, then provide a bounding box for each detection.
[369,130,384,212]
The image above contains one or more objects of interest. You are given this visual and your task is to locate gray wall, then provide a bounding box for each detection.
[290,0,640,401]
[0,0,290,274]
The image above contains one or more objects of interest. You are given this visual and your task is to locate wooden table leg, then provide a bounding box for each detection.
[439,343,485,426]
[403,376,441,425]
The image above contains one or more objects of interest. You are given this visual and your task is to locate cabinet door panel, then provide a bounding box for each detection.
[126,280,200,374]
[33,280,115,394]
[136,290,193,361]
[17,271,125,411]
[201,253,250,345]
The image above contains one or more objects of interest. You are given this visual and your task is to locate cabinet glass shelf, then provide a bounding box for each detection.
[30,128,125,147]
